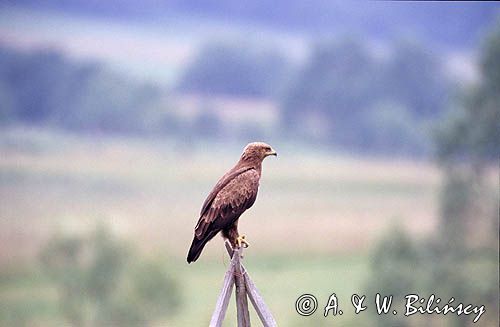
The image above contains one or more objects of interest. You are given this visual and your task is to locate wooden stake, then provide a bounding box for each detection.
[234,248,251,326]
[224,242,277,327]
[244,270,276,327]
[210,241,277,327]
[209,253,236,327]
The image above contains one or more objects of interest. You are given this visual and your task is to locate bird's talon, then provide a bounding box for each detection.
[236,235,250,248]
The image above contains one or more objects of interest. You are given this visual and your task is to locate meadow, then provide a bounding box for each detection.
[0,127,441,326]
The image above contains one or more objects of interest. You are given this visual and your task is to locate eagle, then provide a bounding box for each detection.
[187,142,277,263]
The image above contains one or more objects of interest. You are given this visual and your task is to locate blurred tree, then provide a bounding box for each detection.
[39,225,181,326]
[86,227,128,309]
[128,260,181,319]
[39,234,88,326]
[430,22,499,326]
[55,67,161,134]
[438,173,472,250]
[436,23,500,164]
[283,39,377,140]
[192,103,223,139]
[0,46,164,134]
[1,49,68,123]
[178,42,290,98]
[366,21,499,326]
[381,40,449,120]
[153,109,183,136]
[282,38,449,155]
[0,81,16,124]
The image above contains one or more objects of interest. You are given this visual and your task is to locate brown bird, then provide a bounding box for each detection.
[187,142,277,263]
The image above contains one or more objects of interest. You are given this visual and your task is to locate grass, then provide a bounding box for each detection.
[0,255,369,326]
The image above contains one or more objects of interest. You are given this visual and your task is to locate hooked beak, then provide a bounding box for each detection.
[266,149,277,157]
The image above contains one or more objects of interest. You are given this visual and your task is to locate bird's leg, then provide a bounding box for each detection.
[236,235,249,248]
[223,223,250,249]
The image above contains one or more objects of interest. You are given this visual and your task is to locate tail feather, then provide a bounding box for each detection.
[187,236,209,263]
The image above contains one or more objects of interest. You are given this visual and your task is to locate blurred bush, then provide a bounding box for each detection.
[365,225,424,327]
[39,225,180,326]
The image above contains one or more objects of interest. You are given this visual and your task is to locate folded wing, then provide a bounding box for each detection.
[195,168,260,239]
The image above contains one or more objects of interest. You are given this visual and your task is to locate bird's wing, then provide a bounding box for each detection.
[199,166,253,216]
[194,168,260,239]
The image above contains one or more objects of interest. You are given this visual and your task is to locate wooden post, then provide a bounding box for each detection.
[243,269,276,326]
[233,248,251,326]
[225,242,277,327]
[209,253,236,327]
[209,241,277,327]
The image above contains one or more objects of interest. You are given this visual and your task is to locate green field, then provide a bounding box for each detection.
[0,128,442,326]
[0,255,369,326]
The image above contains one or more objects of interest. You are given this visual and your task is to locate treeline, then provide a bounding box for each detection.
[178,38,451,155]
[0,47,166,134]
[178,43,290,98]
[2,23,498,157]
[0,38,451,156]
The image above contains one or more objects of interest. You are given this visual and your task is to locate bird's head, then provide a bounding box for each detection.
[240,142,277,164]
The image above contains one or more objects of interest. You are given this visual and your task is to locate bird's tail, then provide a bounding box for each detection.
[187,235,210,263]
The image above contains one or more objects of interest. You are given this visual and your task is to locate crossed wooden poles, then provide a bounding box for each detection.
[210,241,277,327]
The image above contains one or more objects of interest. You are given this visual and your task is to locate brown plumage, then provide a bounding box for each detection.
[187,142,277,263]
